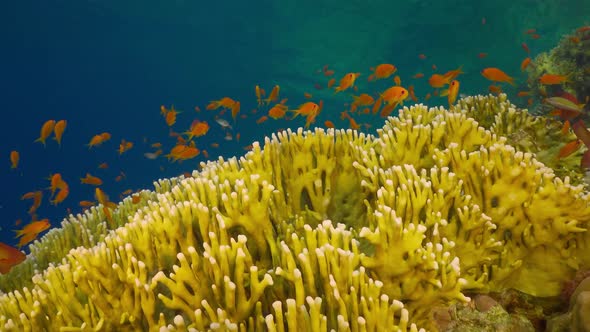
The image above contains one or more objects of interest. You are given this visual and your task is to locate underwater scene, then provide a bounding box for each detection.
[3,0,590,330]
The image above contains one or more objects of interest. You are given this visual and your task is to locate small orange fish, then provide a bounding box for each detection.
[256,115,268,124]
[255,85,263,106]
[478,53,488,58]
[79,200,95,208]
[412,73,424,79]
[418,54,427,59]
[0,242,26,274]
[324,120,335,128]
[53,120,67,146]
[447,80,460,106]
[517,91,531,97]
[231,101,241,120]
[428,74,451,88]
[520,57,531,71]
[334,73,360,93]
[368,64,396,81]
[34,120,56,146]
[327,78,336,89]
[185,120,209,140]
[380,86,408,116]
[557,140,582,159]
[303,92,313,99]
[268,104,287,119]
[265,85,280,105]
[522,42,530,54]
[10,151,19,169]
[15,219,51,248]
[393,75,401,86]
[51,188,69,206]
[81,173,103,186]
[481,68,515,86]
[87,132,111,148]
[488,85,502,95]
[538,73,570,85]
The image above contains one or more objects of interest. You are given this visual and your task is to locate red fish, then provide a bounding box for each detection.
[0,242,26,274]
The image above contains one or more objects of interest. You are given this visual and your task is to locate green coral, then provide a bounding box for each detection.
[1,95,590,331]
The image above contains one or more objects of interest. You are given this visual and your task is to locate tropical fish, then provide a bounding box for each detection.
[215,118,232,129]
[0,242,26,274]
[334,73,360,93]
[81,173,103,186]
[10,151,19,169]
[481,68,515,86]
[539,73,570,85]
[368,64,396,81]
[34,120,56,146]
[15,219,51,248]
[447,80,460,106]
[544,97,585,114]
[53,120,67,146]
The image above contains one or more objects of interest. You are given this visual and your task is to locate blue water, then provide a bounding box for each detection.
[1,0,589,249]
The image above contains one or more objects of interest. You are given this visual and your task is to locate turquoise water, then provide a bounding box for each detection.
[1,0,589,249]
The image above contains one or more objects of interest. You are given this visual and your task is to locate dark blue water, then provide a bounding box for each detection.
[1,0,589,249]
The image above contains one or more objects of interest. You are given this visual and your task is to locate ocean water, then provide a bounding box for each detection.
[1,0,589,249]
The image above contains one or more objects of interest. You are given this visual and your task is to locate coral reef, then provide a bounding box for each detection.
[525,27,590,117]
[1,94,590,331]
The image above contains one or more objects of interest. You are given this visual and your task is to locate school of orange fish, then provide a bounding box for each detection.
[3,25,590,274]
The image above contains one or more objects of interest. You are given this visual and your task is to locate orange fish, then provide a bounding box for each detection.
[15,219,50,248]
[34,120,56,146]
[327,78,336,88]
[256,115,268,124]
[255,85,264,106]
[231,101,241,120]
[0,242,26,274]
[292,102,320,118]
[95,188,117,210]
[10,151,19,169]
[53,120,67,146]
[557,140,582,159]
[87,132,111,148]
[51,187,69,206]
[481,68,515,86]
[538,73,570,85]
[265,85,280,105]
[517,91,531,97]
[413,73,424,79]
[520,57,531,71]
[522,42,530,54]
[488,85,502,95]
[118,140,133,155]
[428,74,451,88]
[334,73,360,93]
[324,120,335,128]
[185,120,209,140]
[442,66,464,81]
[478,53,488,58]
[446,80,460,106]
[368,64,396,81]
[268,104,287,119]
[81,173,103,186]
[352,94,375,107]
[206,97,236,110]
[165,109,177,126]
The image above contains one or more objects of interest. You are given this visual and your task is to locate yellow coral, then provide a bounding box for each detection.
[1,95,590,331]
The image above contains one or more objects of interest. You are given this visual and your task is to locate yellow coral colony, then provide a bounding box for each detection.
[1,94,590,331]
